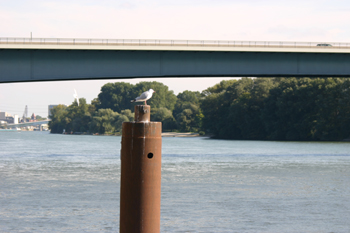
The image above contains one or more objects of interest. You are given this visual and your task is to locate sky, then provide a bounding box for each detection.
[1,0,350,117]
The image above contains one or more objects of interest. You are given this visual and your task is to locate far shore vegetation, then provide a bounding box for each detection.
[49,77,350,141]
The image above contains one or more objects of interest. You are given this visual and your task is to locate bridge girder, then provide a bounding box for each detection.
[1,49,350,83]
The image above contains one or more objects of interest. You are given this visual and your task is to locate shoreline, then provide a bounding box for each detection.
[25,131,350,141]
[161,132,202,137]
[59,131,204,137]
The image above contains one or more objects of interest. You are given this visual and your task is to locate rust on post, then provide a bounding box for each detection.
[134,105,151,122]
[120,105,162,233]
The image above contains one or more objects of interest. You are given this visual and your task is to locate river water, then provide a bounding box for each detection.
[0,131,349,233]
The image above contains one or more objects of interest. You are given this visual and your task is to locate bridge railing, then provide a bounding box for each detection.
[1,37,349,49]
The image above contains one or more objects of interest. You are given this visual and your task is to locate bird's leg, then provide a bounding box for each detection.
[144,101,147,105]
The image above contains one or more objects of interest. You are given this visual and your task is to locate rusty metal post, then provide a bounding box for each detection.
[120,105,162,233]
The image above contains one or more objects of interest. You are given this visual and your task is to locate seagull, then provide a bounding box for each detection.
[131,89,155,105]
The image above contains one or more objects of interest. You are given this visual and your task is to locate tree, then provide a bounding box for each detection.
[35,115,47,120]
[227,78,276,139]
[69,98,93,132]
[97,81,177,113]
[97,82,135,113]
[201,78,276,139]
[201,78,252,138]
[90,108,119,134]
[60,98,92,133]
[176,103,203,132]
[134,81,177,111]
[262,78,350,141]
[151,107,177,131]
[202,79,237,96]
[173,90,201,117]
[89,98,99,114]
[201,79,239,136]
[312,78,350,140]
[48,104,68,133]
[114,109,134,132]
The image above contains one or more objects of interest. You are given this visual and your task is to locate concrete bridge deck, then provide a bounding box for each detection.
[1,37,350,53]
[7,120,51,127]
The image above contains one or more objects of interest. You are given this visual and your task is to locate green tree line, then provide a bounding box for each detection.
[201,77,350,141]
[49,78,350,141]
[49,81,202,135]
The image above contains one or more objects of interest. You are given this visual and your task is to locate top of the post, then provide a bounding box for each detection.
[134,105,151,122]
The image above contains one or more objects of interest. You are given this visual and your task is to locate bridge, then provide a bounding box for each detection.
[6,120,51,130]
[1,37,350,83]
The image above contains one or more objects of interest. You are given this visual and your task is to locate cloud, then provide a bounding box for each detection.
[119,2,136,9]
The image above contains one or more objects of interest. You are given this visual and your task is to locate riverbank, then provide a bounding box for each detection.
[161,132,202,137]
[61,132,203,137]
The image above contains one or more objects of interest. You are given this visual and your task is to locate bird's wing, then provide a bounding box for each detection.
[139,91,149,100]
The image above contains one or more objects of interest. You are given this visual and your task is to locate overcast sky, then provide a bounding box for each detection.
[1,0,350,117]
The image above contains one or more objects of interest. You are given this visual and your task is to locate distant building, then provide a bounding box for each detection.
[14,115,19,124]
[0,112,12,121]
[5,116,14,124]
[31,113,36,121]
[0,112,16,123]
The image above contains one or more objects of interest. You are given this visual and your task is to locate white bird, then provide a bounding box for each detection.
[131,89,155,105]
[73,89,79,106]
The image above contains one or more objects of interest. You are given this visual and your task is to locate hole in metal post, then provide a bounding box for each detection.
[147,153,154,159]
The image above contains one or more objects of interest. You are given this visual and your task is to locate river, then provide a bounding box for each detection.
[0,131,349,232]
